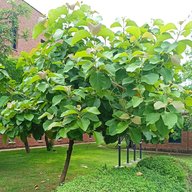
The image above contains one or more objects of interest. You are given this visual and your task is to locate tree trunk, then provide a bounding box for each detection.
[60,139,74,184]
[45,135,52,151]
[24,137,30,153]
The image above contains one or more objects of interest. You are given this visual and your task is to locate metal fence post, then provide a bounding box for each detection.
[139,141,142,160]
[118,136,121,167]
[133,143,136,161]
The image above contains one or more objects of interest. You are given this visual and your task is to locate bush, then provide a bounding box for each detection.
[136,156,186,182]
[57,156,188,192]
[3,57,23,83]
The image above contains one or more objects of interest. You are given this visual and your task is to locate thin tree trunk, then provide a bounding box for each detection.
[45,135,51,151]
[24,137,30,153]
[60,139,74,184]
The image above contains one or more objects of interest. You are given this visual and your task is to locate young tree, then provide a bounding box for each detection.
[2,2,192,184]
[0,0,31,149]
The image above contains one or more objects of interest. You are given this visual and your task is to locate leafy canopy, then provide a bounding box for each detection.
[1,2,192,144]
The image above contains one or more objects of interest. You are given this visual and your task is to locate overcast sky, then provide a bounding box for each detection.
[25,0,192,26]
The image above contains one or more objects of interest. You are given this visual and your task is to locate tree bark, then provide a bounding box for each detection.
[45,135,52,151]
[60,139,74,184]
[23,137,30,153]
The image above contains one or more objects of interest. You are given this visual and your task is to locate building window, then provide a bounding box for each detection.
[41,39,45,43]
[168,128,182,143]
[12,27,18,49]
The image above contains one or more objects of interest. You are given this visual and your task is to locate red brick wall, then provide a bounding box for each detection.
[0,0,43,55]
[142,131,192,153]
[0,134,94,149]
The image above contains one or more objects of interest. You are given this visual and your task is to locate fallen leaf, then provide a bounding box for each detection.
[136,171,143,176]
[34,184,39,190]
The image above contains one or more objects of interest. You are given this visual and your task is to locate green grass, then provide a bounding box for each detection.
[0,143,191,192]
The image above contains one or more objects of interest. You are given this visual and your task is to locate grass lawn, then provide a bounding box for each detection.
[0,143,191,192]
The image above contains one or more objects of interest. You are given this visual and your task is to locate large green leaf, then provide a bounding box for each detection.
[97,26,114,40]
[184,21,192,30]
[53,29,64,40]
[156,118,169,137]
[146,113,161,125]
[32,18,46,39]
[37,82,49,93]
[52,85,70,93]
[142,32,155,41]
[16,114,24,122]
[126,63,141,72]
[29,75,41,84]
[93,131,104,145]
[71,30,91,46]
[154,101,167,110]
[83,107,100,115]
[48,6,68,24]
[131,116,141,125]
[74,51,93,58]
[131,96,143,108]
[63,60,74,72]
[160,68,173,84]
[47,122,63,131]
[0,96,9,107]
[185,97,192,107]
[58,128,68,138]
[176,41,186,54]
[161,112,178,129]
[171,101,185,112]
[52,95,64,106]
[77,118,90,131]
[110,21,122,28]
[122,77,134,85]
[141,73,159,85]
[129,127,142,144]
[119,113,130,120]
[89,71,111,91]
[116,121,129,134]
[160,23,177,33]
[126,26,141,38]
[24,114,34,121]
[60,110,78,117]
[38,112,53,120]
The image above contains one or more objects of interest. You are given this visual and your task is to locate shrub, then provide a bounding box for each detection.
[137,156,186,182]
[56,156,188,192]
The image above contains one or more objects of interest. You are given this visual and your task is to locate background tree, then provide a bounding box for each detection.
[1,2,192,184]
[0,0,30,148]
[0,0,29,95]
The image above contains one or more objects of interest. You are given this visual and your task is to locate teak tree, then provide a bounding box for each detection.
[0,0,30,151]
[1,2,192,184]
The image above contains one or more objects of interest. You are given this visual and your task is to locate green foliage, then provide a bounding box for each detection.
[0,99,44,141]
[183,115,192,131]
[2,57,23,83]
[0,1,30,142]
[137,156,186,182]
[57,156,188,192]
[2,2,192,145]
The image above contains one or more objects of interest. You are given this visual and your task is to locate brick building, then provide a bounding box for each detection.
[0,0,43,54]
[142,131,192,153]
